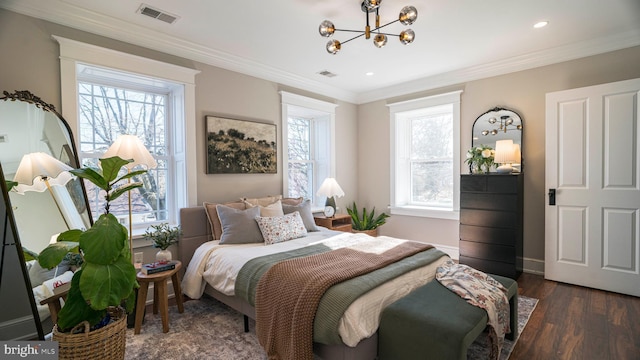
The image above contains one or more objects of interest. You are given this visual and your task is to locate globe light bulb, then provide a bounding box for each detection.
[399,29,415,44]
[365,0,382,10]
[326,39,341,54]
[373,33,387,48]
[399,6,418,25]
[488,117,497,124]
[319,20,335,37]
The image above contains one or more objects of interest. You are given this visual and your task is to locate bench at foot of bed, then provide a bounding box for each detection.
[378,275,518,360]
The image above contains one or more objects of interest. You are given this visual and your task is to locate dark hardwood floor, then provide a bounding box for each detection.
[511,273,640,360]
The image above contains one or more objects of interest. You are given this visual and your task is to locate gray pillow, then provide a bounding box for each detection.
[282,199,319,232]
[216,204,264,244]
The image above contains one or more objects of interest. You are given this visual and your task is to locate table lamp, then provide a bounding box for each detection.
[317,177,344,217]
[495,139,516,173]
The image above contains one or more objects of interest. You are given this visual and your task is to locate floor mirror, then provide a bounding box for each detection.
[0,90,92,340]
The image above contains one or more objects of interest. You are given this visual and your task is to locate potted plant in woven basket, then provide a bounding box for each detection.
[346,201,390,237]
[38,156,145,360]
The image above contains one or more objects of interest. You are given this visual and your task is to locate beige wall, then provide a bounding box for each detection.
[359,46,640,265]
[0,9,359,213]
[2,8,640,267]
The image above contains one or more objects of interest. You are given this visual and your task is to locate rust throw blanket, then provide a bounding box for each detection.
[255,241,433,360]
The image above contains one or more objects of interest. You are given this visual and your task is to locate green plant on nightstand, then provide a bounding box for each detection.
[143,223,182,261]
[346,201,390,236]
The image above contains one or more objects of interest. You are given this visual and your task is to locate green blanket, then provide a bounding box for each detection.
[235,242,447,345]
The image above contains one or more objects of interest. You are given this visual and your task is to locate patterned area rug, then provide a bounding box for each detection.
[125,295,538,360]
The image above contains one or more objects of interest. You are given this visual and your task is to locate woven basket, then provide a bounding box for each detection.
[53,307,127,360]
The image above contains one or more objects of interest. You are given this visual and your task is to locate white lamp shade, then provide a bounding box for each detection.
[103,135,157,170]
[13,152,74,194]
[512,144,521,164]
[494,140,516,164]
[316,177,345,198]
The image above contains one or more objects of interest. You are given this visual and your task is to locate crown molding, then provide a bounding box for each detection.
[0,0,359,103]
[2,1,639,105]
[356,29,640,104]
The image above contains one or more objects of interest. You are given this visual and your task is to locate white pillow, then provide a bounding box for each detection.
[244,199,284,217]
[255,212,307,245]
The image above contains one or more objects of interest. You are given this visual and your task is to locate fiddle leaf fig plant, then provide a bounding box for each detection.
[38,156,146,331]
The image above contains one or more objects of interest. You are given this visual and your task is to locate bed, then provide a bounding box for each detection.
[179,198,450,360]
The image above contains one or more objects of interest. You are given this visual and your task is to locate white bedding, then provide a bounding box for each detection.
[181,231,448,347]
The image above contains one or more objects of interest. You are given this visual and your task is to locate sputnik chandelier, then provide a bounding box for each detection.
[481,115,523,136]
[318,0,418,54]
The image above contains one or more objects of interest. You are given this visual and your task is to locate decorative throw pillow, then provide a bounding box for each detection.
[255,212,308,245]
[244,199,285,217]
[204,201,246,240]
[216,204,264,244]
[241,195,282,207]
[281,196,304,206]
[282,199,320,232]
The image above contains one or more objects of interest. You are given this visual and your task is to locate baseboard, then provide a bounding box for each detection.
[429,243,459,260]
[0,315,40,340]
[431,243,545,276]
[522,257,545,275]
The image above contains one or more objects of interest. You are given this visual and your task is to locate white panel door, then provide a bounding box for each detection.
[545,78,640,297]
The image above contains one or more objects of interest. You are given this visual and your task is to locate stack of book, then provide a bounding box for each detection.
[141,260,177,275]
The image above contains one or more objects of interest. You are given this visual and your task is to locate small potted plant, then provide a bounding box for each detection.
[346,201,390,237]
[143,223,181,261]
[464,145,495,174]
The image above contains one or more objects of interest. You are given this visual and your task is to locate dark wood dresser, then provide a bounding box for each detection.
[459,174,523,279]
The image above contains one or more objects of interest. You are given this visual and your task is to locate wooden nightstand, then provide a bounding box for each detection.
[314,213,353,232]
[134,260,184,334]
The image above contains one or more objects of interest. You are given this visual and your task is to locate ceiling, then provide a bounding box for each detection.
[2,0,640,104]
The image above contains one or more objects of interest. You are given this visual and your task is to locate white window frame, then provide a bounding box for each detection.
[55,36,199,233]
[389,91,462,220]
[280,91,337,208]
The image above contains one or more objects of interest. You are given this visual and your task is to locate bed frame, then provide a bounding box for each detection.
[178,206,378,360]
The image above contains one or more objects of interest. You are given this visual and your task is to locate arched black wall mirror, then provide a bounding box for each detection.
[472,107,524,172]
[0,90,92,339]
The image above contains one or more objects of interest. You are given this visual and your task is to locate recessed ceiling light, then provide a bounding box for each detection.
[533,21,548,29]
[366,72,374,76]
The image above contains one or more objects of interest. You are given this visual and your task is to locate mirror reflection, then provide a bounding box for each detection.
[0,91,91,338]
[472,107,523,172]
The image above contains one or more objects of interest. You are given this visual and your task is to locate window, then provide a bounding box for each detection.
[76,66,176,226]
[56,36,199,233]
[389,91,462,220]
[280,91,337,207]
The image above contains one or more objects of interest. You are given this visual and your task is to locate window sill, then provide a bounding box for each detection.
[390,206,459,220]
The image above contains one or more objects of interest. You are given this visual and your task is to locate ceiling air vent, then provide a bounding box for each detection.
[137,4,179,24]
[317,70,337,78]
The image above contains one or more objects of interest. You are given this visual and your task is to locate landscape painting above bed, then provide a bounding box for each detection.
[206,116,277,174]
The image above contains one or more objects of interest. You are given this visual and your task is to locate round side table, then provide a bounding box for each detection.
[134,260,184,334]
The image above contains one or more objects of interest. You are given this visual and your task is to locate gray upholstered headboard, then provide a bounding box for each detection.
[178,206,213,268]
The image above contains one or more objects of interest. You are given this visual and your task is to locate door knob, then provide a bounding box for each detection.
[548,189,556,206]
